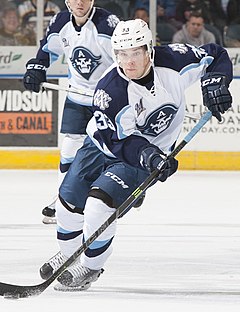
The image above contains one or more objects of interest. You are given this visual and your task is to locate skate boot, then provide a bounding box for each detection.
[42,198,57,224]
[40,251,67,280]
[54,262,104,292]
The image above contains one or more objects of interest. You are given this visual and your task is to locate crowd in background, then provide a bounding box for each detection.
[0,0,240,47]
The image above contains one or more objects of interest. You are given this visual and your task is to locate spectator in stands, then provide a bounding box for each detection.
[158,0,177,19]
[227,0,240,25]
[223,23,240,47]
[132,0,178,21]
[202,0,229,33]
[175,0,211,25]
[133,7,149,23]
[0,4,30,45]
[220,0,230,14]
[172,11,216,46]
[157,1,182,30]
[18,0,61,44]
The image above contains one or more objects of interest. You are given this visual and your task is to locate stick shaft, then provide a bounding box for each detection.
[41,82,94,97]
[0,111,212,298]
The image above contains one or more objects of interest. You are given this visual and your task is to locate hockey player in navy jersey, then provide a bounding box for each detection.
[23,0,119,223]
[39,19,233,291]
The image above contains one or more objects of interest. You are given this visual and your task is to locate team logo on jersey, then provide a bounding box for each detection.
[94,89,112,110]
[169,43,207,59]
[70,47,101,80]
[168,44,188,54]
[107,15,120,28]
[135,98,146,117]
[186,44,208,59]
[62,38,69,47]
[137,104,178,136]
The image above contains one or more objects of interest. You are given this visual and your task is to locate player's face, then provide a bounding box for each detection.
[67,0,92,18]
[117,47,151,79]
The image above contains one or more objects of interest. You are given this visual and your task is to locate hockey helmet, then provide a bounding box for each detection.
[111,19,153,58]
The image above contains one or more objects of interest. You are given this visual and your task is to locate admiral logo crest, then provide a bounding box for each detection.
[70,47,101,80]
[169,43,207,58]
[94,89,112,110]
[107,15,120,28]
[137,104,178,136]
[168,44,188,54]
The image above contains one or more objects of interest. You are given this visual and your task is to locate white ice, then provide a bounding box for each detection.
[1,169,240,311]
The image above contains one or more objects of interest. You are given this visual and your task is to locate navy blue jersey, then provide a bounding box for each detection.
[87,43,233,168]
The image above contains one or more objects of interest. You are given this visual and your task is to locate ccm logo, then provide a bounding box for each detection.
[104,171,129,189]
[27,64,46,70]
[202,77,221,86]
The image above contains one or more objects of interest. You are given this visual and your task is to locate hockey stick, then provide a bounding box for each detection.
[41,82,94,97]
[0,111,212,299]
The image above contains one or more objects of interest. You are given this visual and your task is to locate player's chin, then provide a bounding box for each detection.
[75,8,86,16]
[124,69,139,79]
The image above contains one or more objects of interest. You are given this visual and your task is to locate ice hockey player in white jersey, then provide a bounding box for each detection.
[23,0,119,223]
[39,19,233,291]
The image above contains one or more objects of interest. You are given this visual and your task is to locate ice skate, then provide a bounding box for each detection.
[42,198,57,224]
[40,251,67,280]
[54,262,104,292]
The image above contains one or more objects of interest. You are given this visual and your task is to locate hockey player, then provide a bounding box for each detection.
[39,19,233,291]
[23,0,119,223]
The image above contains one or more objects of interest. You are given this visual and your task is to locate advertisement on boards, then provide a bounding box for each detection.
[0,79,58,146]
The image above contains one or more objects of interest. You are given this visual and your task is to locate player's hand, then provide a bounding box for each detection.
[23,58,47,93]
[201,72,232,122]
[140,145,178,182]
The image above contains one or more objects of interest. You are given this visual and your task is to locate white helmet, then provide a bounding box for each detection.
[111,19,153,56]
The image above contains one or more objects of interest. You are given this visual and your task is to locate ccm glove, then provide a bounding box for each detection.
[23,58,47,92]
[201,72,232,122]
[140,144,178,182]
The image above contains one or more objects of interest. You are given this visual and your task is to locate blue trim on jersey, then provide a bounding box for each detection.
[42,34,60,64]
[115,105,132,139]
[98,34,111,40]
[179,56,214,75]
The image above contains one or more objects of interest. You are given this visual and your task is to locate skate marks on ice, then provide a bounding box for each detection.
[1,223,240,301]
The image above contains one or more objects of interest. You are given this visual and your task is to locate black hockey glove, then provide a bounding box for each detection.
[201,72,232,122]
[140,144,178,182]
[23,58,47,93]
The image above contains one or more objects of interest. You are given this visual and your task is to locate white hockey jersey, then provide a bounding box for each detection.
[36,7,119,106]
[88,43,233,168]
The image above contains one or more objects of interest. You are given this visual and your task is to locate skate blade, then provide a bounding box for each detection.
[53,282,91,292]
[42,216,57,224]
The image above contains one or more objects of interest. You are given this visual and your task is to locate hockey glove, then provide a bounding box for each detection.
[201,72,232,122]
[23,58,47,92]
[140,144,178,182]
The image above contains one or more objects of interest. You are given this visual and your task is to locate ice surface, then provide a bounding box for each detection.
[1,170,240,311]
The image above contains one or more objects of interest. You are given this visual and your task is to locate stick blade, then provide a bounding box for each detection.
[0,281,47,299]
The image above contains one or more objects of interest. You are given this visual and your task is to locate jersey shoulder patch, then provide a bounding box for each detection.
[46,10,70,35]
[92,8,119,36]
[94,67,128,112]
